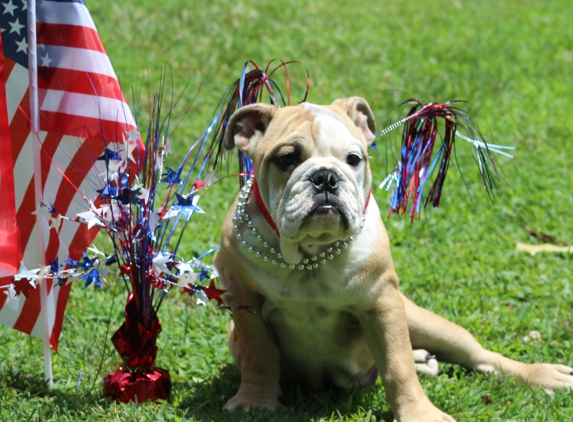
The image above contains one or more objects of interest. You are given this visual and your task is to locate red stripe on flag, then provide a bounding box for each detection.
[67,219,99,261]
[37,23,105,53]
[39,110,130,143]
[9,95,31,163]
[12,280,45,334]
[2,57,15,80]
[15,181,38,265]
[0,283,7,307]
[50,281,72,352]
[38,68,126,99]
[0,40,20,275]
[40,132,63,190]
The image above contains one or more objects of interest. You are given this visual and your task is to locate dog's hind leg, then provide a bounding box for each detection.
[401,292,573,391]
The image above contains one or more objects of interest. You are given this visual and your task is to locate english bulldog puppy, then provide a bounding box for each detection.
[213,97,573,421]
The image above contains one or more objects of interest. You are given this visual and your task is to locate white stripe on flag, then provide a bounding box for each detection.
[38,45,116,78]
[42,134,89,206]
[5,62,29,121]
[37,0,97,30]
[30,281,57,340]
[0,292,25,328]
[40,89,135,126]
[13,131,48,211]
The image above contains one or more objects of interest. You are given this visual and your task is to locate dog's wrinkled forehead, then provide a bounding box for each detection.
[301,103,365,155]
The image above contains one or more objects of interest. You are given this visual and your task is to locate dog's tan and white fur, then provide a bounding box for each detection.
[214,97,573,421]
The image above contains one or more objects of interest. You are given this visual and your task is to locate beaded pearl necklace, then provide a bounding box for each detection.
[232,177,364,271]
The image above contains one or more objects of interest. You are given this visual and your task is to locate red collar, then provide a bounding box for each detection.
[251,177,372,239]
[252,178,281,237]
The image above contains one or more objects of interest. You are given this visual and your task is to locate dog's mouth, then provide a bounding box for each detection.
[301,194,350,230]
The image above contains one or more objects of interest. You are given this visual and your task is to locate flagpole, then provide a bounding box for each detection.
[28,0,53,389]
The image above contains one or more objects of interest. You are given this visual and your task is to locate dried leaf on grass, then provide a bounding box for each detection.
[526,229,570,245]
[516,243,573,256]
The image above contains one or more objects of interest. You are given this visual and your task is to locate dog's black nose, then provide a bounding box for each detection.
[311,170,339,193]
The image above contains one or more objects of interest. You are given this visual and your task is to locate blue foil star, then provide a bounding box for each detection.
[82,269,103,289]
[41,201,57,214]
[65,257,79,269]
[162,167,182,185]
[96,182,118,199]
[79,253,97,270]
[97,147,120,164]
[119,173,129,188]
[174,193,202,221]
[49,258,61,274]
[199,268,209,281]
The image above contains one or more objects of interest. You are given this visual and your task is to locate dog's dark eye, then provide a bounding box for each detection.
[346,154,361,167]
[275,153,297,170]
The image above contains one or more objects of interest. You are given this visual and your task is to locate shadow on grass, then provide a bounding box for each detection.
[1,364,394,421]
[175,364,394,422]
[0,365,108,414]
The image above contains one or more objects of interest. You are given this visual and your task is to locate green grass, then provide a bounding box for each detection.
[2,0,573,420]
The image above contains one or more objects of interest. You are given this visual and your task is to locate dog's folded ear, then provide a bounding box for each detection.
[224,103,277,152]
[331,97,377,144]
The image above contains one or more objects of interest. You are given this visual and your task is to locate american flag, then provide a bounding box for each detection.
[0,0,138,352]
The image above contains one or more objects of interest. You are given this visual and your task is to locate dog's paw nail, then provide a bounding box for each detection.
[426,354,436,360]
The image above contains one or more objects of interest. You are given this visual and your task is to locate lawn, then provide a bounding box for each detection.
[1,0,572,421]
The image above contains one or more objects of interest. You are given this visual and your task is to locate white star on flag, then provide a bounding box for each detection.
[3,0,18,16]
[9,17,24,35]
[15,37,26,53]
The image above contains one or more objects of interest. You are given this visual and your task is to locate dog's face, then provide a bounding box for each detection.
[224,97,377,264]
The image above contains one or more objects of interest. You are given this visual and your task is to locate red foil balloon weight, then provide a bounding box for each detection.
[103,293,171,403]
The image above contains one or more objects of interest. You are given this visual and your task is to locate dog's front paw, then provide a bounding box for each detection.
[223,383,280,411]
[394,402,455,422]
[413,349,439,377]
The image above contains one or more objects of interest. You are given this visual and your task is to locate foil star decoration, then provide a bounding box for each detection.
[199,280,226,306]
[162,167,182,185]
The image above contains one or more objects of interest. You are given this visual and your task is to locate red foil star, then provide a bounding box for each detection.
[200,280,226,305]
